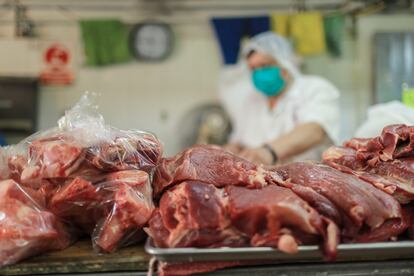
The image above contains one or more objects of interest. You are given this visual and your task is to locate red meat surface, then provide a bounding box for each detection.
[0,179,72,267]
[95,170,154,252]
[226,185,339,259]
[272,162,404,242]
[343,124,414,164]
[323,145,414,204]
[147,181,339,260]
[86,133,162,173]
[49,170,153,253]
[152,145,270,198]
[147,181,248,249]
[21,135,85,183]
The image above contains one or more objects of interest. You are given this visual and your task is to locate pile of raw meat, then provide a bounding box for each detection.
[147,125,414,275]
[323,124,414,204]
[148,145,339,258]
[4,93,414,276]
[0,94,162,267]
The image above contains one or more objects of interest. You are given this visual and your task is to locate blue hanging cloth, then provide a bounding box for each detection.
[0,133,7,146]
[211,16,270,65]
[247,16,271,37]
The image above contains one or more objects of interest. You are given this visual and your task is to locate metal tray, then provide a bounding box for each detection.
[145,238,414,263]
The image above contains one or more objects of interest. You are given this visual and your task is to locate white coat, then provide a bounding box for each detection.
[355,101,414,138]
[219,65,340,162]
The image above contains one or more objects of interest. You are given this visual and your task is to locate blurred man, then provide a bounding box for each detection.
[219,32,340,165]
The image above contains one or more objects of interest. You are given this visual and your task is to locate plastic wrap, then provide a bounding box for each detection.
[48,170,154,253]
[0,92,162,266]
[0,179,73,267]
[12,93,162,186]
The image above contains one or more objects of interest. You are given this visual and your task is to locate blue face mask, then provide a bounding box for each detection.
[252,66,286,97]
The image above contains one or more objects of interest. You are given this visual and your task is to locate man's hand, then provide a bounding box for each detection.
[222,143,244,155]
[239,147,273,165]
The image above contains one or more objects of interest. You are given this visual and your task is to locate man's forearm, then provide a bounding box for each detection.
[267,122,326,161]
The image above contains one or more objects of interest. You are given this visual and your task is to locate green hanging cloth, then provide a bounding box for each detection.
[79,19,132,66]
[323,14,345,58]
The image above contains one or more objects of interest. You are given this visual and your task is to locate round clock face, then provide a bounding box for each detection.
[129,23,174,61]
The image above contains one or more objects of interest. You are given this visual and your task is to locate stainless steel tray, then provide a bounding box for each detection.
[145,238,414,263]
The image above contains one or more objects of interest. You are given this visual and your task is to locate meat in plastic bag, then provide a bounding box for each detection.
[49,170,154,253]
[0,179,73,267]
[1,92,162,258]
[15,93,162,186]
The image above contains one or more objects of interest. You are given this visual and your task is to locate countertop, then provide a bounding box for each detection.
[0,240,150,276]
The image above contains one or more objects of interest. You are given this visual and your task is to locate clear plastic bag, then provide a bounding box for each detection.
[0,92,162,265]
[0,179,74,267]
[15,93,162,186]
[48,169,154,253]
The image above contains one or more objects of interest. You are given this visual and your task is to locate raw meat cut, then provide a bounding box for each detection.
[94,170,154,252]
[342,161,414,204]
[380,124,414,160]
[152,145,269,198]
[146,181,339,260]
[147,181,248,249]
[226,184,339,259]
[19,131,162,186]
[271,162,404,242]
[86,132,163,173]
[323,146,403,199]
[49,170,154,253]
[0,179,73,267]
[344,137,383,166]
[343,124,414,164]
[323,146,414,204]
[370,159,414,203]
[21,135,85,184]
[5,154,27,183]
[323,146,367,171]
[49,177,104,234]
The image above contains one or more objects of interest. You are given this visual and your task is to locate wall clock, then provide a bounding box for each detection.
[129,22,174,61]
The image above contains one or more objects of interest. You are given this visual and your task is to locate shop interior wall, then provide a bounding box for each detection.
[0,4,413,155]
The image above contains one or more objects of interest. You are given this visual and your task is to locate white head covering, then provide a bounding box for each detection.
[244,31,301,79]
